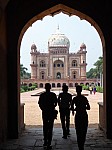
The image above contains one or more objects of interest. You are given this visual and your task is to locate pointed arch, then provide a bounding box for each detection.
[72,60,77,67]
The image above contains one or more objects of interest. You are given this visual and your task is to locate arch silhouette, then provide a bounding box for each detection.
[17,4,105,131]
[6,2,110,140]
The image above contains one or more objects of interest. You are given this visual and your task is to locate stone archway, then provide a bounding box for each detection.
[18,3,105,132]
[18,4,105,104]
[6,2,110,140]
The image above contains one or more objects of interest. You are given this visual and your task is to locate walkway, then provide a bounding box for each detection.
[1,127,112,150]
[1,88,112,150]
[20,88,103,127]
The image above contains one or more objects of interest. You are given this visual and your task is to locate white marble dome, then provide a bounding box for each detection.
[48,28,70,48]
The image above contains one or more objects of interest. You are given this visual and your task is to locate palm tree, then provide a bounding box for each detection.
[20,64,28,79]
[94,56,103,78]
[86,56,103,79]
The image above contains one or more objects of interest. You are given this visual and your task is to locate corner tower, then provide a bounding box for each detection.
[79,43,87,79]
[30,43,38,79]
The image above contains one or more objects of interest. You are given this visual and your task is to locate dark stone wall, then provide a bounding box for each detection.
[0,9,8,143]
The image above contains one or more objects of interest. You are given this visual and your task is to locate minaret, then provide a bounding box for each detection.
[30,43,37,79]
[80,43,87,79]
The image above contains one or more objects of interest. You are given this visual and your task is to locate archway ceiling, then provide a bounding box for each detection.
[6,0,105,23]
[6,0,105,50]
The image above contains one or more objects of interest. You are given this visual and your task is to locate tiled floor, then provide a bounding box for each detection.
[1,127,112,150]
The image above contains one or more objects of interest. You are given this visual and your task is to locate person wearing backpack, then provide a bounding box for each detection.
[38,83,58,149]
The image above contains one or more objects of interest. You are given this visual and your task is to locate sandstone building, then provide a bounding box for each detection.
[30,27,88,88]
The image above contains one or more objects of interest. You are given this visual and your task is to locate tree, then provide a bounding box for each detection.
[94,56,103,78]
[20,64,31,79]
[86,68,96,78]
[87,56,103,79]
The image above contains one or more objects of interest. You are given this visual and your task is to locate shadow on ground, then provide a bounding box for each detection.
[25,123,98,128]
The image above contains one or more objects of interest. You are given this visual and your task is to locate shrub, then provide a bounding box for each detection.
[21,85,28,92]
[96,86,103,93]
[82,85,89,90]
[20,88,25,93]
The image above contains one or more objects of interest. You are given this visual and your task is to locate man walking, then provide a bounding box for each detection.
[58,84,72,139]
[71,85,90,150]
[38,83,57,149]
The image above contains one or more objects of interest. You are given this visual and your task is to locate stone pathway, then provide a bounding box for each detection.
[20,88,103,128]
[1,88,112,150]
[1,127,112,150]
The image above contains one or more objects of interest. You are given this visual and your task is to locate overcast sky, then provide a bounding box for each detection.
[20,12,102,72]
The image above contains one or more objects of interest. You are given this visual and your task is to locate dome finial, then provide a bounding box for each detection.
[55,24,60,34]
[57,24,59,30]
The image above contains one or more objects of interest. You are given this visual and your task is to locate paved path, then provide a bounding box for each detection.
[20,88,103,128]
[1,127,112,150]
[2,88,112,150]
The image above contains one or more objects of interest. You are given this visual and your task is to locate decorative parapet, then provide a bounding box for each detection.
[30,64,37,67]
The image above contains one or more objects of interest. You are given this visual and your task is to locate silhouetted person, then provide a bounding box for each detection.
[58,84,72,139]
[38,83,57,149]
[93,86,96,95]
[71,85,90,150]
[89,85,93,94]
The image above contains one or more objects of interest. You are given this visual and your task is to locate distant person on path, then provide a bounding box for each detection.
[93,86,96,95]
[38,83,58,149]
[71,85,90,150]
[89,85,93,94]
[58,84,72,139]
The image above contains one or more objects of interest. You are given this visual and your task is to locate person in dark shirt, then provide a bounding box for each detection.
[71,85,90,150]
[58,84,72,139]
[93,86,97,95]
[38,83,57,149]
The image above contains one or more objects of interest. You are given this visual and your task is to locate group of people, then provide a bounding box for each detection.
[89,85,97,95]
[38,83,90,150]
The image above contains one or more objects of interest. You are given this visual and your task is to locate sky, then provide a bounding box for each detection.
[20,12,102,73]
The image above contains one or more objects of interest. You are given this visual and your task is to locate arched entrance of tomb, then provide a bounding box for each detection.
[53,60,64,79]
[52,83,55,88]
[57,83,61,87]
[40,83,43,88]
[6,1,112,140]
